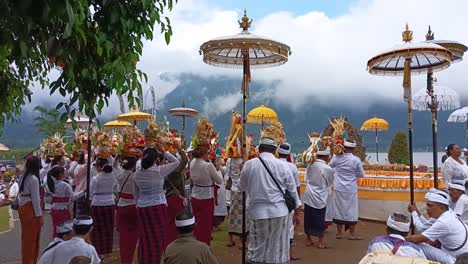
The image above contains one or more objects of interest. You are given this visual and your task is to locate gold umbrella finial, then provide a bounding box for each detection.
[239,9,252,31]
[402,23,413,43]
[426,25,434,41]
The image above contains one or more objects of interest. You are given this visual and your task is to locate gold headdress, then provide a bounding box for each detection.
[72,129,88,155]
[261,122,285,144]
[42,133,66,157]
[192,117,213,148]
[95,132,112,159]
[144,121,161,148]
[302,132,321,163]
[226,111,243,158]
[121,128,139,158]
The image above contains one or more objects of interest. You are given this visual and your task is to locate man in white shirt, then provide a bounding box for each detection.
[240,137,301,264]
[278,143,301,260]
[330,140,365,240]
[8,177,19,201]
[368,213,426,259]
[303,148,334,249]
[38,220,75,264]
[42,216,100,264]
[0,184,6,205]
[407,188,468,260]
[449,182,468,226]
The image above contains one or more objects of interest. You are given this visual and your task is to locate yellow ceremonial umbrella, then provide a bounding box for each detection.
[360,116,389,163]
[104,120,132,129]
[117,107,152,138]
[247,104,278,129]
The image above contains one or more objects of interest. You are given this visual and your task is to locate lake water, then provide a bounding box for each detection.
[366,152,447,167]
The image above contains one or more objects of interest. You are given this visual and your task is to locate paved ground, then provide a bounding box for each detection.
[0,208,383,264]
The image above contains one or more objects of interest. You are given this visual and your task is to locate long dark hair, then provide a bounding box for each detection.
[47,165,65,193]
[122,157,137,171]
[95,158,112,173]
[446,144,457,157]
[141,148,160,170]
[77,153,85,165]
[20,156,41,192]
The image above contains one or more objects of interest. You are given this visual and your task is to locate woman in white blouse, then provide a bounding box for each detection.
[114,147,140,264]
[89,158,118,261]
[18,156,43,264]
[46,165,79,238]
[134,145,181,264]
[442,144,468,186]
[190,145,223,245]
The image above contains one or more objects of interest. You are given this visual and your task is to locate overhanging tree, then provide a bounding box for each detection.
[33,106,66,137]
[388,131,410,165]
[0,0,177,128]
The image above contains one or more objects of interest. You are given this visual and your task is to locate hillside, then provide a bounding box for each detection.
[1,74,466,153]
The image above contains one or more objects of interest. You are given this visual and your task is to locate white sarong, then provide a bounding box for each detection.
[248,215,290,264]
[333,190,358,224]
[325,187,333,222]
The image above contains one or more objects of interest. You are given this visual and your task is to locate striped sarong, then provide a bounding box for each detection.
[91,205,115,255]
[228,191,249,236]
[248,215,290,264]
[117,205,138,264]
[137,204,167,264]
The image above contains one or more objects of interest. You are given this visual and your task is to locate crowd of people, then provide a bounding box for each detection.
[4,112,468,264]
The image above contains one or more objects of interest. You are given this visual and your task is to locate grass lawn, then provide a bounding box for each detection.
[0,206,11,233]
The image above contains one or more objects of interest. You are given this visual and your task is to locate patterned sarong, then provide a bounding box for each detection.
[165,195,185,248]
[248,215,290,264]
[117,205,138,264]
[228,191,249,236]
[91,205,115,255]
[137,204,167,264]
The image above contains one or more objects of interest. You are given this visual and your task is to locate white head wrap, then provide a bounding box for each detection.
[425,188,450,205]
[344,140,356,148]
[449,182,466,192]
[259,137,278,147]
[56,220,74,234]
[175,217,195,227]
[386,213,410,232]
[73,216,93,226]
[317,148,331,156]
[278,143,291,155]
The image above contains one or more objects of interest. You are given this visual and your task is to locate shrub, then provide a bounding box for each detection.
[388,131,410,165]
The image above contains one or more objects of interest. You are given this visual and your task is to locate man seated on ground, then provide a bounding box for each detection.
[407,188,468,261]
[449,182,468,225]
[408,202,436,233]
[39,220,75,264]
[368,213,426,259]
[163,208,219,264]
[69,256,92,264]
[456,252,468,264]
[44,216,100,264]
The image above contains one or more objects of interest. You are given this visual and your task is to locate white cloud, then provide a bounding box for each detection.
[202,92,241,118]
[27,0,468,117]
[138,0,468,109]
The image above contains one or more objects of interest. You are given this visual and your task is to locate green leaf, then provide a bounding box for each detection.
[56,102,64,110]
[97,46,103,56]
[97,99,104,110]
[164,31,171,45]
[60,113,68,123]
[59,88,66,97]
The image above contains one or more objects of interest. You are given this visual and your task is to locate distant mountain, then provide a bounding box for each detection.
[1,73,466,154]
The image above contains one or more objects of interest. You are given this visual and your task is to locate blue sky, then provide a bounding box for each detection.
[209,0,357,18]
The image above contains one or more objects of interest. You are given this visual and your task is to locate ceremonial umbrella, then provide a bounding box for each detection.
[65,114,94,128]
[117,107,152,138]
[0,143,10,152]
[103,120,132,129]
[414,26,466,188]
[200,10,291,262]
[247,103,278,129]
[448,105,468,148]
[413,78,461,186]
[367,24,452,208]
[168,102,199,148]
[360,116,389,163]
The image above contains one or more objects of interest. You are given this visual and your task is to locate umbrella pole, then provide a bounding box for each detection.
[427,71,439,188]
[86,118,92,213]
[407,92,415,234]
[241,50,250,264]
[182,116,186,149]
[466,115,468,150]
[261,115,264,130]
[375,128,379,163]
